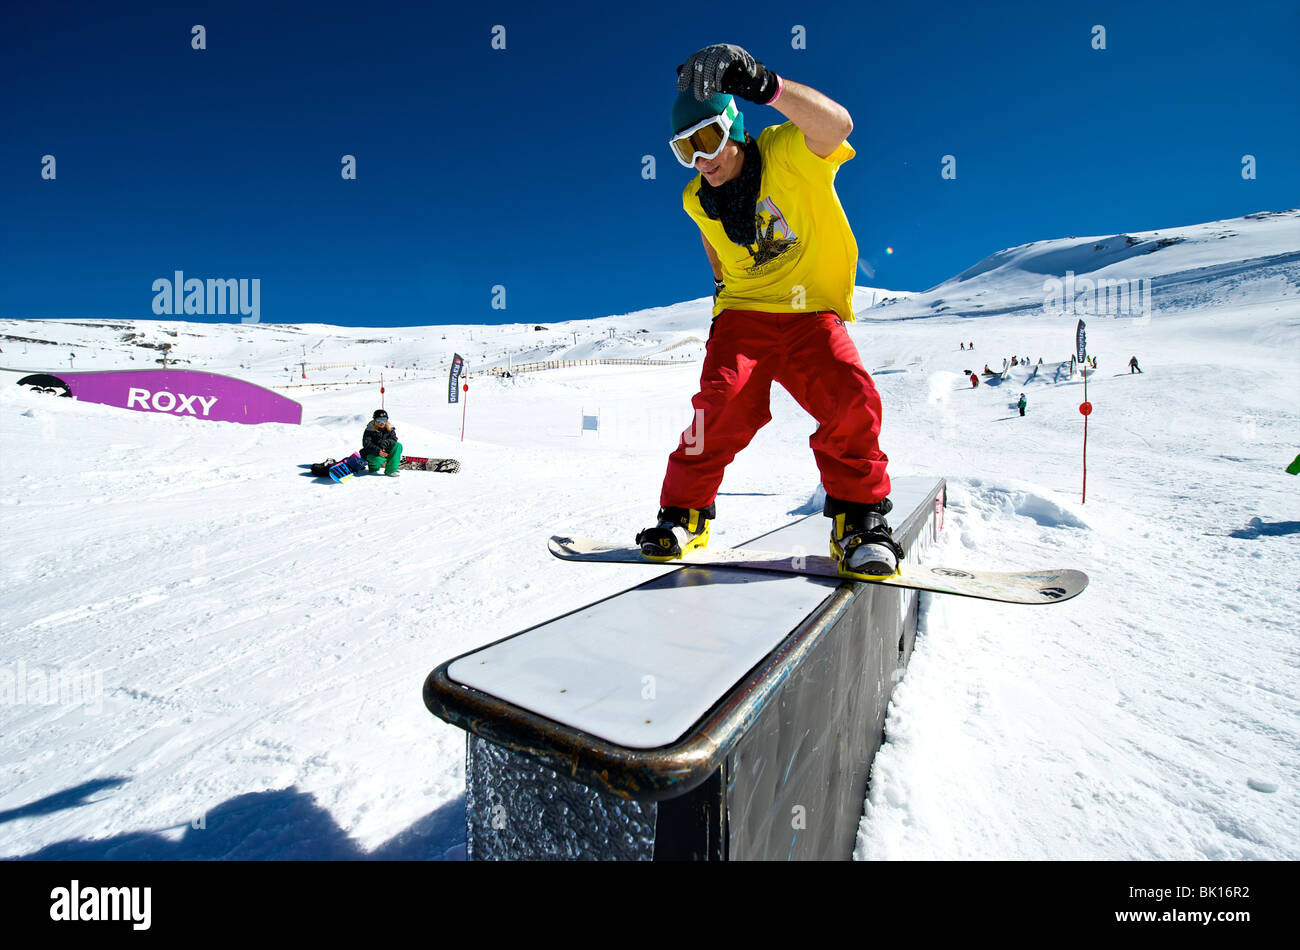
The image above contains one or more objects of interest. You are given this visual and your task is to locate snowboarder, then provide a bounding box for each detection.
[1129,355,1142,374]
[640,42,902,579]
[1018,393,1027,417]
[362,409,403,476]
[970,372,979,388]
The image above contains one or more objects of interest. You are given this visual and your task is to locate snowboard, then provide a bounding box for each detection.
[328,453,368,483]
[547,535,1088,605]
[399,456,461,473]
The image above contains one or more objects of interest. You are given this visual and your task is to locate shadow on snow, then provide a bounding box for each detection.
[7,781,466,861]
[1228,518,1300,539]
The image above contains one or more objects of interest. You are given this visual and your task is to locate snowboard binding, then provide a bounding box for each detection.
[826,496,905,579]
[636,505,714,561]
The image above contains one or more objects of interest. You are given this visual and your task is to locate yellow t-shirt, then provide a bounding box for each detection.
[683,121,858,322]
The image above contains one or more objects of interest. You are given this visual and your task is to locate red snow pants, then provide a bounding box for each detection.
[660,309,891,510]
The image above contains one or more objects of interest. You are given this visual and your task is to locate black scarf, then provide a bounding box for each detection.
[696,136,762,247]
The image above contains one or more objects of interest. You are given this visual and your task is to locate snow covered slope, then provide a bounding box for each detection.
[864,208,1300,323]
[1,211,1297,860]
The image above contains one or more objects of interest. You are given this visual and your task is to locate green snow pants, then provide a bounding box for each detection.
[365,442,403,474]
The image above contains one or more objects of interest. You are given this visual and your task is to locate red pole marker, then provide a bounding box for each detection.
[461,382,469,441]
[1080,401,1092,503]
[381,375,386,410]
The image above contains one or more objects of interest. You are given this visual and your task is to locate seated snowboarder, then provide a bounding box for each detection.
[363,409,403,476]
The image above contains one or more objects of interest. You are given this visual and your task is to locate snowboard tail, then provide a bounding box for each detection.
[328,453,367,483]
[548,535,1087,605]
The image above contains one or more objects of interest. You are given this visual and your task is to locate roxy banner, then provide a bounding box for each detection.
[16,369,302,425]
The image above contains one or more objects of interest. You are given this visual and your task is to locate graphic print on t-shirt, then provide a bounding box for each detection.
[746,197,799,271]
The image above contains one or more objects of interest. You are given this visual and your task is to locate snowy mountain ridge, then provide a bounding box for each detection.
[865,208,1300,324]
[1,210,1295,385]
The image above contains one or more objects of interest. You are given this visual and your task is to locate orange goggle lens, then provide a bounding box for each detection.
[670,119,728,167]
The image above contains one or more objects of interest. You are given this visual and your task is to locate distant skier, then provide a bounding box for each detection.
[1129,355,1143,374]
[970,372,979,388]
[960,342,965,350]
[1018,393,1027,417]
[641,42,902,579]
[362,409,403,476]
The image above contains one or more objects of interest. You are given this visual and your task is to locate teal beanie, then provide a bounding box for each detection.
[670,89,745,143]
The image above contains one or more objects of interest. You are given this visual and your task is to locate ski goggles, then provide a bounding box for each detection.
[669,98,739,168]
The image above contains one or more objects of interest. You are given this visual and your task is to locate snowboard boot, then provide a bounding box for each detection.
[826,496,905,579]
[635,505,714,561]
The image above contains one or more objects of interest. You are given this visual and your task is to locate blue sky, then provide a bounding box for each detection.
[2,0,1297,327]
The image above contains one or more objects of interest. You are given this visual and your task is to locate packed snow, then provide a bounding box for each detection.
[1,210,1297,860]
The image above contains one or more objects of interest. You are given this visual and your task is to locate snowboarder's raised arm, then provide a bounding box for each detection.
[767,79,853,158]
[675,43,851,158]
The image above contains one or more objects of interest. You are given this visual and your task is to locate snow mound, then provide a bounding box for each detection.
[950,478,1090,530]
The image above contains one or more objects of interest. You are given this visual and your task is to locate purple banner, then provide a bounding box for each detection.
[16,369,302,425]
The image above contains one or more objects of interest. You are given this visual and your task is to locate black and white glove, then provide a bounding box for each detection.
[677,44,780,105]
